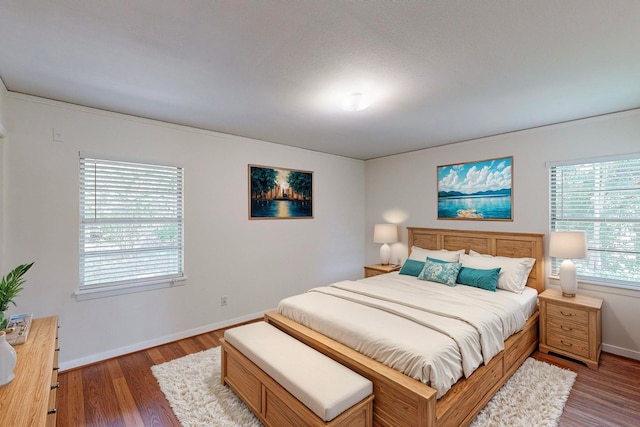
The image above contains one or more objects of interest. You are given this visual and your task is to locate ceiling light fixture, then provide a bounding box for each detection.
[341,92,370,112]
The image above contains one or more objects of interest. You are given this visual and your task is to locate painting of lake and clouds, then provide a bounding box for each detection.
[437,156,513,221]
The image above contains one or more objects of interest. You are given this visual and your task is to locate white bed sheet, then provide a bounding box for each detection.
[497,285,539,319]
[277,273,538,398]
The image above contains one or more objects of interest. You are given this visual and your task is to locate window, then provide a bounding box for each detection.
[549,154,640,290]
[79,154,184,297]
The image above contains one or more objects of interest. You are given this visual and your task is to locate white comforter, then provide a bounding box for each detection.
[277,274,527,398]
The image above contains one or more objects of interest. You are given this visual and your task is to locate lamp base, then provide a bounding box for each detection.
[559,259,578,298]
[379,243,391,265]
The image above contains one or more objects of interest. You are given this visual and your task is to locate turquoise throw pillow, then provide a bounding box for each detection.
[457,267,501,291]
[418,259,462,286]
[399,259,425,277]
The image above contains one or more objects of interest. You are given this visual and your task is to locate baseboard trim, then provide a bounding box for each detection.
[603,343,640,361]
[58,309,270,371]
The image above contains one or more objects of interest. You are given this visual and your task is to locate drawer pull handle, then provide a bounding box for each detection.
[560,311,573,317]
[53,366,59,371]
[560,325,573,331]
[560,340,573,347]
[55,348,60,352]
[48,408,57,415]
[51,382,60,390]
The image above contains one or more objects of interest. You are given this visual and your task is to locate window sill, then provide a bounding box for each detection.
[548,275,640,299]
[75,276,187,301]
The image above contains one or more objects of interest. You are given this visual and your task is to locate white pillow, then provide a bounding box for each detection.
[469,249,491,257]
[409,246,465,262]
[459,253,535,294]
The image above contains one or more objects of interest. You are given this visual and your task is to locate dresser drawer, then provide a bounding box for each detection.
[547,332,590,358]
[546,317,589,341]
[46,390,57,427]
[547,303,589,325]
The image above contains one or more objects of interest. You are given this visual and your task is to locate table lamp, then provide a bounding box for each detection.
[549,231,587,297]
[373,224,398,265]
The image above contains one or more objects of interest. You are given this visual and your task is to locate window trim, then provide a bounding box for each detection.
[548,152,640,291]
[77,152,185,300]
[75,276,188,301]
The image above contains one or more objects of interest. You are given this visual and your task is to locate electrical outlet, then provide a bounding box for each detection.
[220,296,228,307]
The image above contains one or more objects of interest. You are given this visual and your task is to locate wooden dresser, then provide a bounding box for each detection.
[539,289,602,369]
[0,316,59,426]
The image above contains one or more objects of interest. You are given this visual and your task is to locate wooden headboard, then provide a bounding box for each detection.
[407,227,545,293]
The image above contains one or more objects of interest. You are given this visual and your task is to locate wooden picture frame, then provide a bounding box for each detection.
[437,156,513,221]
[249,165,313,219]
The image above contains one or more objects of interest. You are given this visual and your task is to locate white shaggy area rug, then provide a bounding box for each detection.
[469,357,576,427]
[152,347,576,427]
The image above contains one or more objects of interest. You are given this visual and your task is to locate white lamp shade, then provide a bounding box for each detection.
[549,231,587,259]
[373,224,398,244]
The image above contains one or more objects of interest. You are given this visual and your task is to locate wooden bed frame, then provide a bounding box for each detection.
[265,227,544,427]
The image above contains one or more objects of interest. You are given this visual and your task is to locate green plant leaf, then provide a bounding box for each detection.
[0,262,34,313]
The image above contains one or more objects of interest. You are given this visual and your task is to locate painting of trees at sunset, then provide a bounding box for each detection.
[249,165,313,219]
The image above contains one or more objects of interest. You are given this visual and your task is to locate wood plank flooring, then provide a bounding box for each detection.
[57,322,640,427]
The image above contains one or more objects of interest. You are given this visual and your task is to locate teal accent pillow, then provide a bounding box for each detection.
[399,259,425,277]
[418,259,462,286]
[457,267,501,292]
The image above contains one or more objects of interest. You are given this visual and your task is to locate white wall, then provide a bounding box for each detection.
[3,94,365,369]
[0,77,7,269]
[0,77,7,136]
[365,109,640,360]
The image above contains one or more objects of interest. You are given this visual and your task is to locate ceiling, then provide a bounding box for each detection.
[1,1,639,160]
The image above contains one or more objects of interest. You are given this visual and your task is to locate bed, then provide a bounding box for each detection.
[265,227,544,427]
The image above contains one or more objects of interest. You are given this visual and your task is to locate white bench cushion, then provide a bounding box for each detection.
[224,321,373,422]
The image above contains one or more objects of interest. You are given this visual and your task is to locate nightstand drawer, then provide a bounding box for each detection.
[547,332,590,358]
[547,303,589,325]
[364,269,379,278]
[546,317,589,341]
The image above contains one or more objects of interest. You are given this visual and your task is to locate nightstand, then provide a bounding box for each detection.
[364,264,401,278]
[539,288,603,369]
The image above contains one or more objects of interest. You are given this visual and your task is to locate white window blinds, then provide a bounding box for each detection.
[549,155,640,290]
[80,155,184,289]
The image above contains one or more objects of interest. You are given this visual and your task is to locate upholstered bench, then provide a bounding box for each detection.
[221,321,374,427]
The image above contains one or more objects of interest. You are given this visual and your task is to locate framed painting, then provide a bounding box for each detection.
[249,165,313,219]
[437,156,513,221]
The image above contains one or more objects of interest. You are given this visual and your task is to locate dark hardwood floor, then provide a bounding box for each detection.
[533,351,640,427]
[57,322,640,427]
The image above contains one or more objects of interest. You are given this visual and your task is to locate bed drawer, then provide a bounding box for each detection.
[547,304,588,325]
